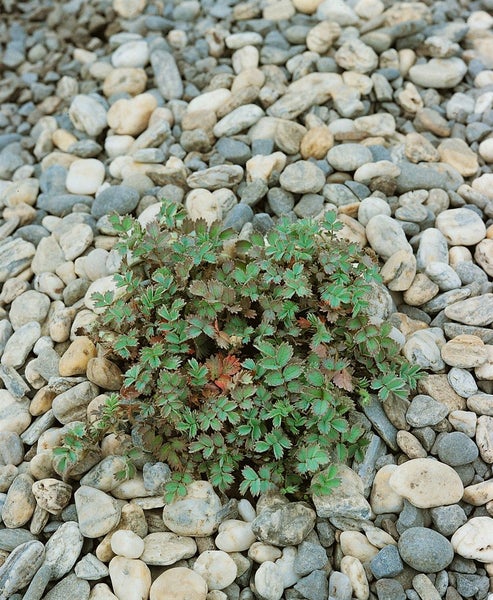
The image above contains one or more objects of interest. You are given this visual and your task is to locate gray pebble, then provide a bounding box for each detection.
[222,203,254,232]
[447,367,478,398]
[436,431,479,466]
[370,545,404,579]
[91,185,140,219]
[406,395,448,427]
[293,570,328,600]
[430,505,467,537]
[398,527,454,572]
[375,579,407,600]
[43,574,90,600]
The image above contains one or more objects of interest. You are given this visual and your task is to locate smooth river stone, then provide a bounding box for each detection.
[74,486,122,538]
[44,521,84,579]
[444,294,493,326]
[451,517,493,562]
[366,214,412,260]
[435,207,486,246]
[388,458,464,508]
[109,557,151,600]
[409,57,467,88]
[162,480,222,536]
[150,567,207,600]
[140,532,197,565]
[0,540,45,598]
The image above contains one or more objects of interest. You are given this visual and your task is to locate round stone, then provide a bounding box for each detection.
[162,480,221,536]
[326,143,373,172]
[66,159,105,195]
[107,93,157,136]
[436,208,486,246]
[436,432,479,466]
[193,550,237,590]
[279,161,326,194]
[254,561,284,600]
[112,41,149,69]
[111,530,145,559]
[398,527,454,572]
[109,557,151,600]
[74,486,122,538]
[150,567,207,600]
[409,57,467,89]
[406,395,448,427]
[452,517,493,562]
[366,215,412,260]
[388,458,464,508]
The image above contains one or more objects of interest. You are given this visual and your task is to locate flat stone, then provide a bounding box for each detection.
[409,57,467,88]
[251,502,316,547]
[279,161,326,194]
[444,294,493,326]
[74,486,122,538]
[406,394,448,427]
[140,532,196,565]
[0,540,45,598]
[452,517,493,562]
[436,207,486,245]
[150,567,207,600]
[388,458,464,508]
[326,144,373,172]
[476,415,493,462]
[44,521,84,579]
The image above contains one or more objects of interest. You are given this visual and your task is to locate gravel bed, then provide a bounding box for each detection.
[1,0,493,599]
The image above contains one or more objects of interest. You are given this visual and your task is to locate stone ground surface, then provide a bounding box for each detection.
[2,0,493,598]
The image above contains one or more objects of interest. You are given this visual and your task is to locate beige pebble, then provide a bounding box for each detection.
[150,567,207,600]
[340,555,369,600]
[370,464,404,514]
[396,430,428,459]
[107,93,157,136]
[87,357,123,391]
[388,458,464,508]
[339,531,379,562]
[403,273,439,306]
[58,336,97,376]
[441,335,488,368]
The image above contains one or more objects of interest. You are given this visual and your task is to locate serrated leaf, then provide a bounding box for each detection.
[276,342,293,368]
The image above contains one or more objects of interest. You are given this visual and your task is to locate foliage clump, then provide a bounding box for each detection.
[82,200,420,500]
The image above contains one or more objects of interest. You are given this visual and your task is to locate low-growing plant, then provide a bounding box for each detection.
[75,200,420,500]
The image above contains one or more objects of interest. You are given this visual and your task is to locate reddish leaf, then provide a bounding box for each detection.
[297,317,311,329]
[311,343,327,359]
[332,368,354,392]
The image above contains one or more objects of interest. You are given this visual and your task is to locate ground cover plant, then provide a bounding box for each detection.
[57,200,421,501]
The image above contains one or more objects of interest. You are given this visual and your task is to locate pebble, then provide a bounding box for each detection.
[451,517,493,562]
[388,458,464,508]
[140,531,196,565]
[444,294,493,326]
[149,567,207,600]
[409,57,467,89]
[193,550,237,590]
[110,530,145,559]
[254,561,284,600]
[0,540,45,598]
[279,161,326,194]
[74,486,122,538]
[436,208,486,246]
[406,395,448,427]
[162,480,222,536]
[398,527,454,572]
[109,557,151,600]
[69,95,108,137]
[366,215,412,260]
[66,159,105,196]
[251,502,315,546]
[44,521,84,579]
[327,144,373,172]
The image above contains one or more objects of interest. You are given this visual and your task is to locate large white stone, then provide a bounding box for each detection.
[388,458,464,508]
[452,517,493,562]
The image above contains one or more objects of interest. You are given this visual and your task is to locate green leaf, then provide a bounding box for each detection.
[276,342,293,368]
